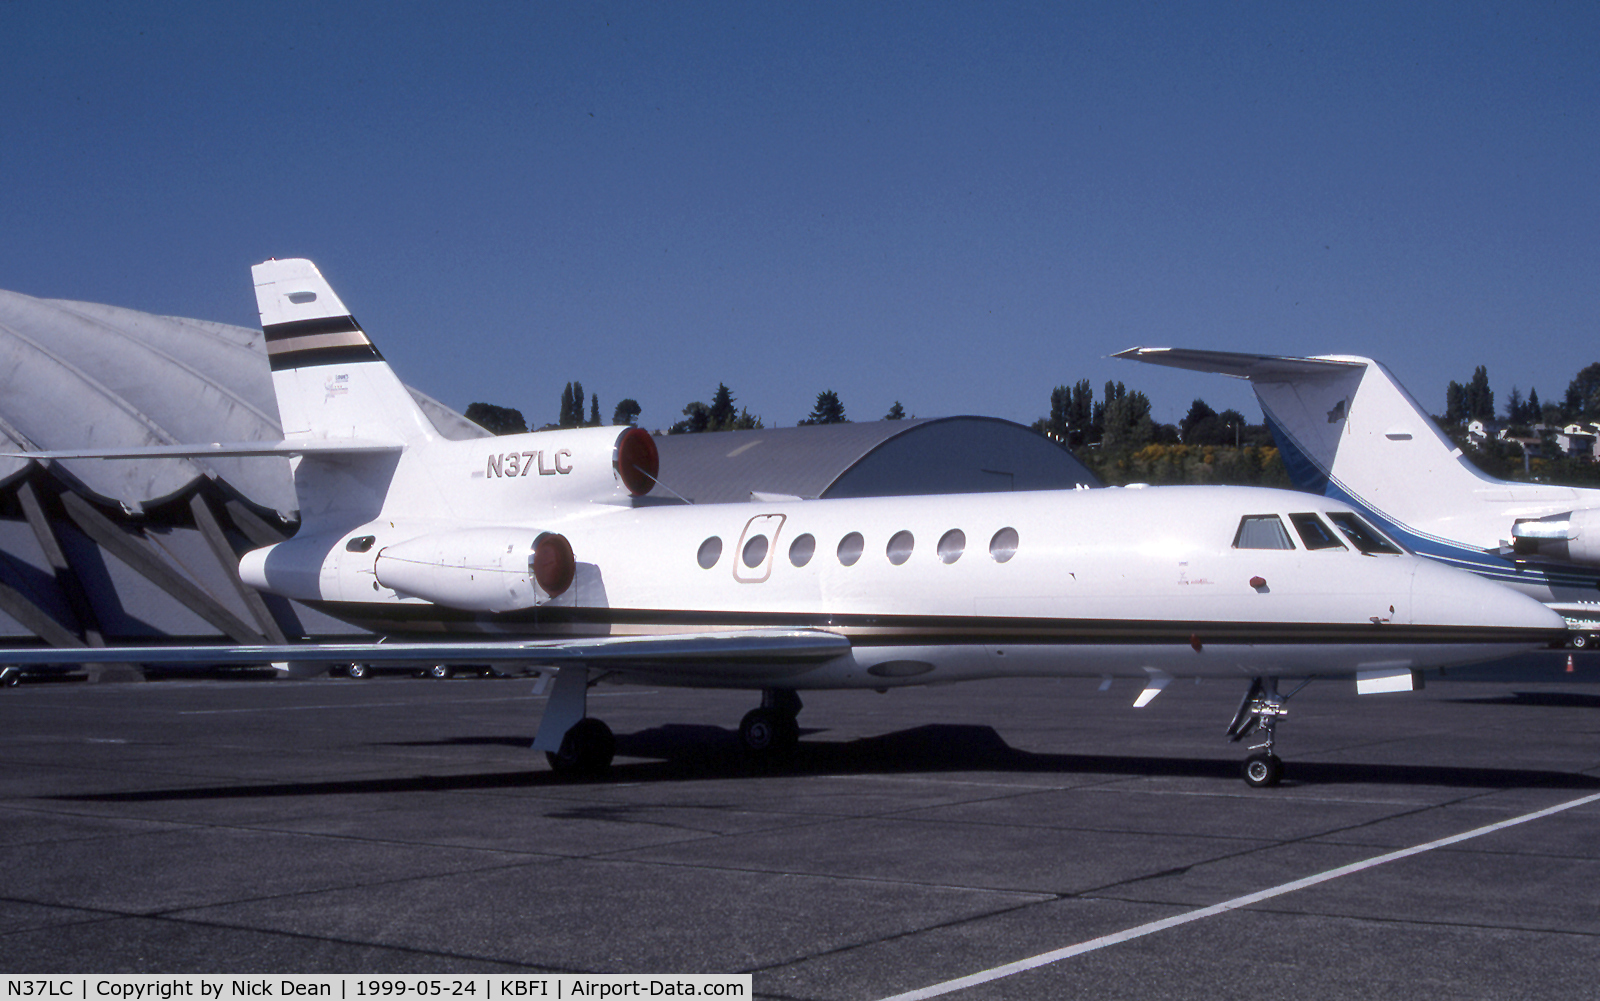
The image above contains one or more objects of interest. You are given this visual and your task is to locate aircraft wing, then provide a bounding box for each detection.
[1113,347,1366,380]
[0,629,853,680]
[1,439,404,461]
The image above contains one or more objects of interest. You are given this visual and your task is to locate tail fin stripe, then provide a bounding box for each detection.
[263,315,367,341]
[267,342,384,372]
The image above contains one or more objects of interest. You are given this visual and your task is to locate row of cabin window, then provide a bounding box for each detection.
[697,527,1021,571]
[1233,512,1401,554]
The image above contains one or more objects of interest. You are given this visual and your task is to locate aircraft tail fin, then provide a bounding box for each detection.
[1115,347,1497,529]
[253,259,440,445]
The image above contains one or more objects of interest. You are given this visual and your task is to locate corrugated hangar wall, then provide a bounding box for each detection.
[0,289,486,673]
[0,288,1096,679]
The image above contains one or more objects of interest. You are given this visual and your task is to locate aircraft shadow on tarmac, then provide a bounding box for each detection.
[56,722,1600,802]
[1448,690,1600,709]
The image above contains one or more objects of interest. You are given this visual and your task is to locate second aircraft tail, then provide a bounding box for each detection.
[1114,347,1498,532]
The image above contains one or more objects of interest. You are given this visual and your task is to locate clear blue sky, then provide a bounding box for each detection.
[4,2,1596,431]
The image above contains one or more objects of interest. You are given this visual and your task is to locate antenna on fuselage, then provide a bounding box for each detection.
[630,465,694,505]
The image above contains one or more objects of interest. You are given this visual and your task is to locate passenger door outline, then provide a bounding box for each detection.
[733,513,786,584]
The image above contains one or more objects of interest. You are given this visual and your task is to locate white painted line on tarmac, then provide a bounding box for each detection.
[879,789,1600,1001]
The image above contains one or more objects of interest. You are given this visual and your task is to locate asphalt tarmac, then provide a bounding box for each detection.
[2,655,1599,999]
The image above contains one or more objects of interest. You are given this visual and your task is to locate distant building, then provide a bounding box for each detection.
[1556,424,1599,460]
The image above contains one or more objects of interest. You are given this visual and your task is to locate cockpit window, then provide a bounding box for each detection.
[1234,515,1295,550]
[1327,512,1404,555]
[1290,513,1347,551]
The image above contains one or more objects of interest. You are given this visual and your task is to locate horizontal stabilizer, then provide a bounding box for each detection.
[3,439,404,461]
[1113,347,1366,380]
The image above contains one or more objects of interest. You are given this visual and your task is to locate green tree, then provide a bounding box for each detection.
[1466,366,1494,422]
[799,390,848,425]
[587,393,600,427]
[1564,363,1600,420]
[1445,381,1466,424]
[1044,385,1071,441]
[669,401,711,434]
[1092,381,1129,444]
[667,384,763,433]
[463,402,528,436]
[1067,380,1093,447]
[557,381,589,429]
[612,398,642,426]
[1179,399,1217,441]
[1101,388,1154,452]
[559,383,576,428]
[884,401,906,420]
[1216,410,1249,447]
[708,384,737,430]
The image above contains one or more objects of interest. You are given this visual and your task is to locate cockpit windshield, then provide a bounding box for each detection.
[1233,514,1295,549]
[1289,513,1346,550]
[1233,511,1405,555]
[1327,512,1405,555]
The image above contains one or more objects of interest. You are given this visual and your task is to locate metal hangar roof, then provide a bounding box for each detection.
[651,416,1098,504]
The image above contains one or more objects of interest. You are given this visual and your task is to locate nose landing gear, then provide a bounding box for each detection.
[1227,676,1307,788]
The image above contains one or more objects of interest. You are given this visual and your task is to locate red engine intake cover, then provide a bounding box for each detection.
[533,533,576,597]
[615,426,659,497]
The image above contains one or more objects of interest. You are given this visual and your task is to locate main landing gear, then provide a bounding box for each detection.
[1227,676,1309,788]
[537,675,805,778]
[539,667,617,778]
[545,716,616,777]
[740,689,802,758]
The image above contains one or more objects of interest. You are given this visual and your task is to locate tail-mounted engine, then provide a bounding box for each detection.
[476,425,658,512]
[1511,508,1600,566]
[374,529,578,613]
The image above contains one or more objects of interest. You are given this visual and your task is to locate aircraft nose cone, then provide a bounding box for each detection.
[1408,557,1567,636]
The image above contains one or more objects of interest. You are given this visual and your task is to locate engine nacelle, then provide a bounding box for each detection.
[374,529,577,613]
[1511,507,1600,566]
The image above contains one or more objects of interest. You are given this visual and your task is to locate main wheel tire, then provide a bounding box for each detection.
[1242,752,1283,788]
[1572,633,1590,650]
[428,664,452,679]
[545,717,616,777]
[346,663,369,679]
[740,707,800,756]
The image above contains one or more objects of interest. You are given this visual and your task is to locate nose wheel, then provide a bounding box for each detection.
[1228,676,1303,788]
[1242,751,1283,788]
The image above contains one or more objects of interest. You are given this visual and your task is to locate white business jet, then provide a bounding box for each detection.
[0,264,1566,787]
[1117,347,1600,648]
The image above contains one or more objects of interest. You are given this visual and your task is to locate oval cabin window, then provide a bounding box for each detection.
[697,536,723,569]
[837,532,864,567]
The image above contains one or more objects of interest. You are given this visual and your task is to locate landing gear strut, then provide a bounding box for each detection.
[536,667,615,778]
[1227,676,1302,788]
[740,689,802,758]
